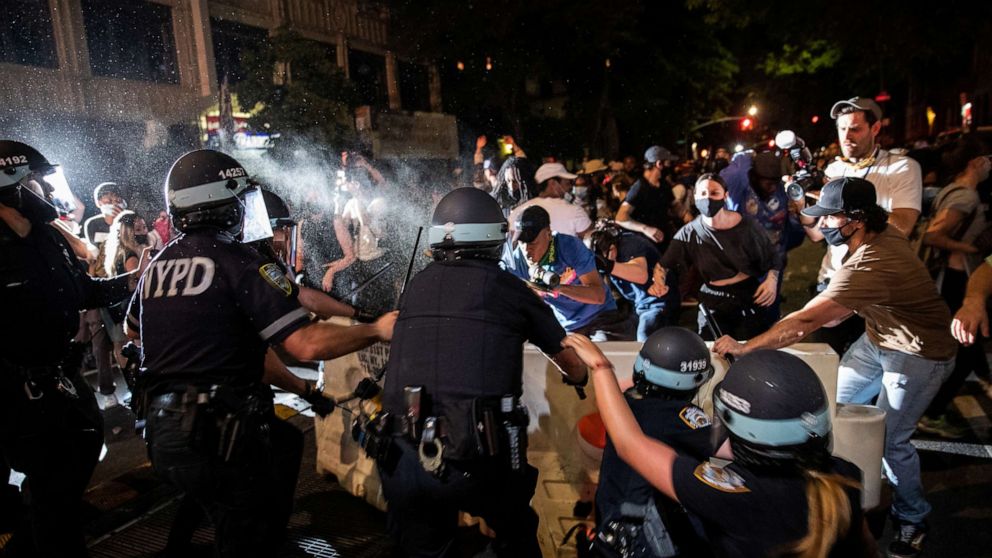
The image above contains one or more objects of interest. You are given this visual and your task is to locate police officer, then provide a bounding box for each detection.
[377,187,589,557]
[125,149,396,557]
[593,327,715,558]
[255,188,361,320]
[0,140,137,557]
[567,337,877,558]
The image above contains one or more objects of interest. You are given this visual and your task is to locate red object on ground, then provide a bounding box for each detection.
[578,412,607,449]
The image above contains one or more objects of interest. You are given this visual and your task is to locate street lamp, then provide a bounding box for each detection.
[747,105,758,117]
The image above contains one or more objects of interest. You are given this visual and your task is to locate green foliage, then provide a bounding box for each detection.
[233,29,357,149]
[760,40,842,77]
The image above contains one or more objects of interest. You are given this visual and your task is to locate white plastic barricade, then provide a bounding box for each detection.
[315,338,882,557]
[833,404,887,509]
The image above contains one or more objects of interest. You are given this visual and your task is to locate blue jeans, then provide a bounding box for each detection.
[836,334,954,524]
[635,305,668,342]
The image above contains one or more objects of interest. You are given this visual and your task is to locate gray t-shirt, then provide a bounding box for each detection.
[935,183,986,274]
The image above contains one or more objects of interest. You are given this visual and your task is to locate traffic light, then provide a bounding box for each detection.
[740,117,754,131]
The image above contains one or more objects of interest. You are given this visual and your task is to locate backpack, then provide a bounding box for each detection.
[908,184,977,278]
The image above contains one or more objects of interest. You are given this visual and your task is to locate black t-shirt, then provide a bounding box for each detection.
[1,221,130,367]
[613,232,664,311]
[127,230,310,390]
[300,206,345,292]
[672,456,864,558]
[382,259,566,416]
[625,179,677,244]
[83,215,111,246]
[660,216,782,284]
[597,393,715,556]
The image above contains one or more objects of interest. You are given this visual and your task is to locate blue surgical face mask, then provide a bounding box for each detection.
[820,220,855,246]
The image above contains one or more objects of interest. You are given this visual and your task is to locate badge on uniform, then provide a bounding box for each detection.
[693,461,750,493]
[679,405,711,430]
[259,263,292,296]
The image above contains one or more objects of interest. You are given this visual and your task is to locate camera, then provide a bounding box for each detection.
[775,130,824,202]
[529,265,560,290]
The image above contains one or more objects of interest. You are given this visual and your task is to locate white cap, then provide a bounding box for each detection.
[535,162,578,185]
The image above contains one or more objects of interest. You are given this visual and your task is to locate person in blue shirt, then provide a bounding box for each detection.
[719,150,803,321]
[589,222,673,341]
[503,206,634,341]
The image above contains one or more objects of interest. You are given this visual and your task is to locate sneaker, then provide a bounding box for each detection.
[99,392,119,410]
[916,414,967,439]
[887,520,927,558]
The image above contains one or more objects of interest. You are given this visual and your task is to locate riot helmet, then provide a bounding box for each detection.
[165,149,267,237]
[429,187,508,261]
[0,140,62,223]
[713,350,831,468]
[632,327,713,399]
[258,189,298,273]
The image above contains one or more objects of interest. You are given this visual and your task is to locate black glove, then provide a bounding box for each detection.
[594,254,614,276]
[302,382,335,418]
[352,307,380,323]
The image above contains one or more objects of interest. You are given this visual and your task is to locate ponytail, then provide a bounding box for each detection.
[782,470,861,558]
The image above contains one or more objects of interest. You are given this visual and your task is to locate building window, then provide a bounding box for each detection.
[0,0,58,68]
[210,18,268,85]
[399,61,430,112]
[348,49,386,109]
[82,0,178,83]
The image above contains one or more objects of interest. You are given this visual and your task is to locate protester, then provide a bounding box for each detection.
[650,173,781,340]
[589,222,672,341]
[503,206,633,340]
[797,96,923,355]
[720,149,803,320]
[616,146,685,250]
[508,162,592,239]
[951,257,992,346]
[917,138,992,437]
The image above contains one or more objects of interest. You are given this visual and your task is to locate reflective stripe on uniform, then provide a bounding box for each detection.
[259,307,309,341]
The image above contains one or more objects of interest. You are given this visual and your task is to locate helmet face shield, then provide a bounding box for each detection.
[38,165,75,215]
[239,186,273,244]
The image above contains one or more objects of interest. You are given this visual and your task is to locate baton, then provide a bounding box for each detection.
[699,301,734,364]
[340,262,394,300]
[395,226,424,307]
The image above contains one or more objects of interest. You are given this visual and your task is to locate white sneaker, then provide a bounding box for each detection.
[100,393,119,409]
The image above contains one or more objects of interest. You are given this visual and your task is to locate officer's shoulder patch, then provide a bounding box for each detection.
[259,263,292,296]
[693,461,750,494]
[679,405,711,430]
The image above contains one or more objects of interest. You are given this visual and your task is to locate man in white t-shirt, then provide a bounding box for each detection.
[507,162,593,239]
[797,96,923,353]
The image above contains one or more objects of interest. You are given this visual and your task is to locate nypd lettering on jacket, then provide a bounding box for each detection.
[142,257,215,299]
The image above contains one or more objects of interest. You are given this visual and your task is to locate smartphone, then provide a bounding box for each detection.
[497,138,514,156]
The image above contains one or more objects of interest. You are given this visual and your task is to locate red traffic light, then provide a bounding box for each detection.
[740,117,753,131]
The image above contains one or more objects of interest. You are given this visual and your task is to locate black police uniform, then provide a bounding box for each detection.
[0,218,130,557]
[671,455,863,558]
[127,229,311,557]
[378,257,567,557]
[595,392,714,558]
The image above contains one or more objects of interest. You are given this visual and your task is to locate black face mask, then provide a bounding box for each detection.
[696,198,725,218]
[134,234,149,245]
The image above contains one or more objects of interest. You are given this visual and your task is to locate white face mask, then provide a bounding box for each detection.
[573,186,588,200]
[99,199,127,216]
